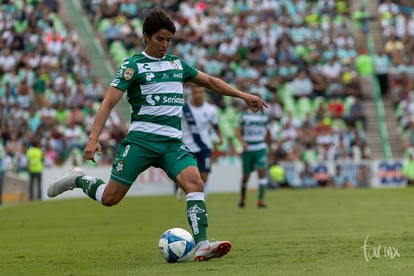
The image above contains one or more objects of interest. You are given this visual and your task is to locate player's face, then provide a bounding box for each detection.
[144,29,173,58]
[191,87,205,106]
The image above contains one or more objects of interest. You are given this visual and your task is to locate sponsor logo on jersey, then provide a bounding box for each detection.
[162,95,184,104]
[145,72,155,82]
[145,95,183,106]
[146,95,160,106]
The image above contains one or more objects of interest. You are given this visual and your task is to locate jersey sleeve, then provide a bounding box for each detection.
[179,58,198,81]
[110,58,138,91]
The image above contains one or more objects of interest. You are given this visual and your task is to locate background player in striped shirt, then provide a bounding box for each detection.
[236,101,272,208]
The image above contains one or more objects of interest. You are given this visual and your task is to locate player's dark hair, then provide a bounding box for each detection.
[142,8,176,38]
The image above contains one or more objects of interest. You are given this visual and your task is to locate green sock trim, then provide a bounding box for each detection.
[187,200,208,244]
[76,176,105,200]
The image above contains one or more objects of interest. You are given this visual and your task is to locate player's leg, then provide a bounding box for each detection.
[256,168,268,208]
[48,139,153,206]
[176,166,231,261]
[197,149,212,198]
[161,142,231,261]
[255,148,269,208]
[239,151,253,208]
[29,173,35,200]
[177,150,211,200]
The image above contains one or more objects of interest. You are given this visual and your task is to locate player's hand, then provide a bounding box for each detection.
[83,139,102,163]
[244,93,268,112]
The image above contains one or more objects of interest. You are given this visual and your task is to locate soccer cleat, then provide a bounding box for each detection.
[257,201,267,208]
[238,200,245,208]
[47,167,85,197]
[194,240,232,261]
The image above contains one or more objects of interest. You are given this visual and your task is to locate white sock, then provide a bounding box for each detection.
[186,192,205,201]
[95,184,107,204]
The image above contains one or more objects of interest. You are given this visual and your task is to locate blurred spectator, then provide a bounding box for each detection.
[403,120,414,149]
[313,101,326,124]
[299,161,318,188]
[355,48,374,77]
[351,135,372,161]
[67,104,84,125]
[290,70,313,100]
[342,66,362,98]
[277,59,298,83]
[355,163,371,187]
[374,49,393,96]
[355,48,374,99]
[384,33,404,55]
[267,93,284,122]
[330,164,352,188]
[47,122,66,165]
[298,121,317,160]
[310,67,327,98]
[0,48,17,73]
[325,78,346,99]
[27,107,41,134]
[119,0,138,19]
[327,97,345,119]
[402,148,414,185]
[103,17,122,48]
[352,5,372,42]
[320,57,343,82]
[315,119,336,161]
[64,120,86,159]
[346,96,367,130]
[378,0,399,36]
[0,142,5,205]
[278,120,300,161]
[55,102,69,124]
[32,69,48,108]
[26,139,44,201]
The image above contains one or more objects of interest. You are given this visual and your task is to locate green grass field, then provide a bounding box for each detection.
[2,187,414,275]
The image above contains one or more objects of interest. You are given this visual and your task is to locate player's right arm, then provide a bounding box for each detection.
[84,58,136,162]
[83,86,124,162]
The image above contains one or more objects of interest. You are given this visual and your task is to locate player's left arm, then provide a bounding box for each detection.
[189,71,267,112]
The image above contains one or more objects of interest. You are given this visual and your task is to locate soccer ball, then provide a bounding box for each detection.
[158,227,195,263]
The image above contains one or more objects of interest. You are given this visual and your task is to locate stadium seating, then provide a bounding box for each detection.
[5,0,403,189]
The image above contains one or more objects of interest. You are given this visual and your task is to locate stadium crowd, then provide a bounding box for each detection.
[2,0,414,192]
[375,0,414,157]
[82,0,372,165]
[0,0,126,177]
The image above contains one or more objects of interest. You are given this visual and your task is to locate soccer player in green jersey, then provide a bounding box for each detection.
[47,8,267,261]
[235,103,272,208]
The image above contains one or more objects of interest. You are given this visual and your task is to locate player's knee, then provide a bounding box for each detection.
[101,194,121,207]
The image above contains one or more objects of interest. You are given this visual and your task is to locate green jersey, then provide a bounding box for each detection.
[237,110,270,151]
[111,52,198,141]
